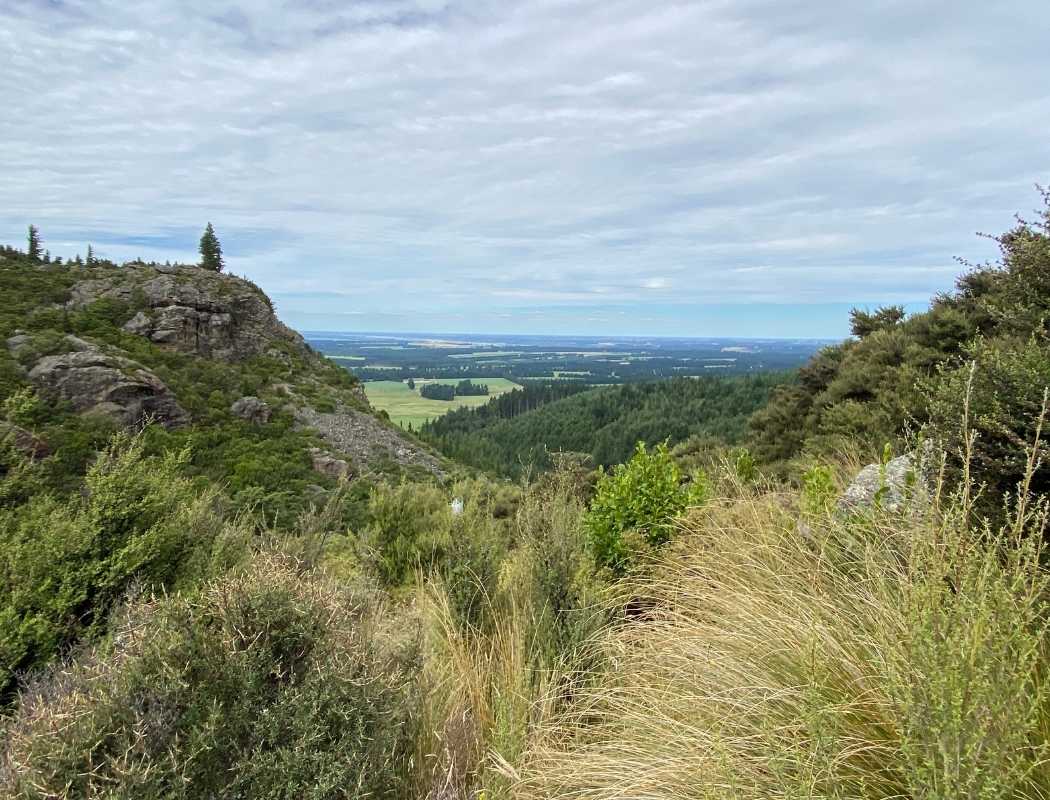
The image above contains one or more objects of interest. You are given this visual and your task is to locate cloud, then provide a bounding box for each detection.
[1,0,1048,337]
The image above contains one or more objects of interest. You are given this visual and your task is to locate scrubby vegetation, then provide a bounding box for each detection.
[4,193,1050,799]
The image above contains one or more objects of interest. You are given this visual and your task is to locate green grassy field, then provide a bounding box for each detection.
[363,378,521,429]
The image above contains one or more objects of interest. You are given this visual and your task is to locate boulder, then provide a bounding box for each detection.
[0,422,50,459]
[230,396,271,425]
[309,448,351,480]
[25,337,188,429]
[839,449,930,514]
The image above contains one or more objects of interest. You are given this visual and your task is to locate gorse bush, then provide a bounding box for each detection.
[515,466,1050,800]
[0,431,248,700]
[0,555,420,800]
[585,441,709,572]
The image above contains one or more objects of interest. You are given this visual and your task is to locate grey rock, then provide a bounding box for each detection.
[839,450,930,514]
[0,422,50,459]
[25,337,188,429]
[296,405,445,479]
[309,448,351,480]
[5,334,32,360]
[70,264,311,362]
[231,396,271,425]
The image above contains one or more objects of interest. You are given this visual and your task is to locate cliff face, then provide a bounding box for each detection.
[68,264,310,362]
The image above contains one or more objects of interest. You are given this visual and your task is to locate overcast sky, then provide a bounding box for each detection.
[3,0,1048,337]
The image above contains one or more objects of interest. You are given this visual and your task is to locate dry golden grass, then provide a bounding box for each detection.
[512,478,1050,800]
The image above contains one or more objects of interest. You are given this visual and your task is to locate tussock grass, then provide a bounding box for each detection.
[514,480,1050,799]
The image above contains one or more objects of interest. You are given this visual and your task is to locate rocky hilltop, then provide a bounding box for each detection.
[1,256,444,480]
[68,264,307,362]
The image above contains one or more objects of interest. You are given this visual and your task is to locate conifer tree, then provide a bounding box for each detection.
[199,223,224,272]
[86,244,94,264]
[27,225,41,260]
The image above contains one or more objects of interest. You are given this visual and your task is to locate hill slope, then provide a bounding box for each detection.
[422,373,789,476]
[0,251,445,516]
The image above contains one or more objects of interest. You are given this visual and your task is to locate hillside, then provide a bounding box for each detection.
[3,194,1050,800]
[422,373,788,476]
[0,251,444,510]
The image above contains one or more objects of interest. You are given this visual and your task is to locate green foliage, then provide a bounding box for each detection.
[26,225,41,261]
[198,221,224,272]
[425,374,787,478]
[420,382,456,400]
[926,336,1050,513]
[1,556,420,799]
[800,462,837,515]
[585,441,708,573]
[0,431,248,699]
[750,188,1050,490]
[359,480,451,586]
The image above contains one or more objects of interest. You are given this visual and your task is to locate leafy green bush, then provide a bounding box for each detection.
[1,555,420,799]
[925,336,1050,516]
[585,441,708,573]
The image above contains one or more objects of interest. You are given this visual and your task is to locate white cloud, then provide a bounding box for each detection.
[1,0,1048,336]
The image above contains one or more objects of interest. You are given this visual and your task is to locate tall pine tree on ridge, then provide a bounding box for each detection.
[199,222,224,272]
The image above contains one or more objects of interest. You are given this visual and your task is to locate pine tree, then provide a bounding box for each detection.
[199,223,224,272]
[86,244,94,265]
[27,225,41,260]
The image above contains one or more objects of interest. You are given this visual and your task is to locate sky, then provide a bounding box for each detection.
[3,0,1049,338]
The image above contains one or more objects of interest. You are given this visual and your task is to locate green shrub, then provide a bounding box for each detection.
[0,431,244,699]
[359,480,450,586]
[1,555,420,799]
[585,441,708,573]
[926,337,1050,518]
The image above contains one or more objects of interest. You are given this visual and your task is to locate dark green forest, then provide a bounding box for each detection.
[423,373,789,476]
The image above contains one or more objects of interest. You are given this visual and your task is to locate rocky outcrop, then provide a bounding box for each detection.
[70,264,310,362]
[839,449,931,514]
[296,405,445,479]
[0,422,50,459]
[11,335,187,429]
[230,396,271,425]
[308,448,351,480]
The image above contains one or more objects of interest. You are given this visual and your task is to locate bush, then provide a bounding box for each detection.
[925,337,1050,519]
[585,441,708,573]
[0,431,245,699]
[0,555,420,799]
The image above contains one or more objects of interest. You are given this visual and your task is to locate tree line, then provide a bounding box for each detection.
[11,223,225,271]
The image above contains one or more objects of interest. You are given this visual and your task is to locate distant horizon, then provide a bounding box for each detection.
[283,299,931,341]
[301,328,841,344]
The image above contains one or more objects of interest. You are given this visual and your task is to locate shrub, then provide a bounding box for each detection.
[585,441,708,573]
[0,431,244,699]
[925,337,1050,519]
[0,555,420,799]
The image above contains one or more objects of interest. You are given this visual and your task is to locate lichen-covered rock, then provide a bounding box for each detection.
[22,337,187,429]
[839,449,930,513]
[71,264,310,361]
[308,448,351,480]
[0,422,50,459]
[230,396,271,425]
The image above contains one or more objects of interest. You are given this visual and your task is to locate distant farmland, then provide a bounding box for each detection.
[364,377,521,429]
